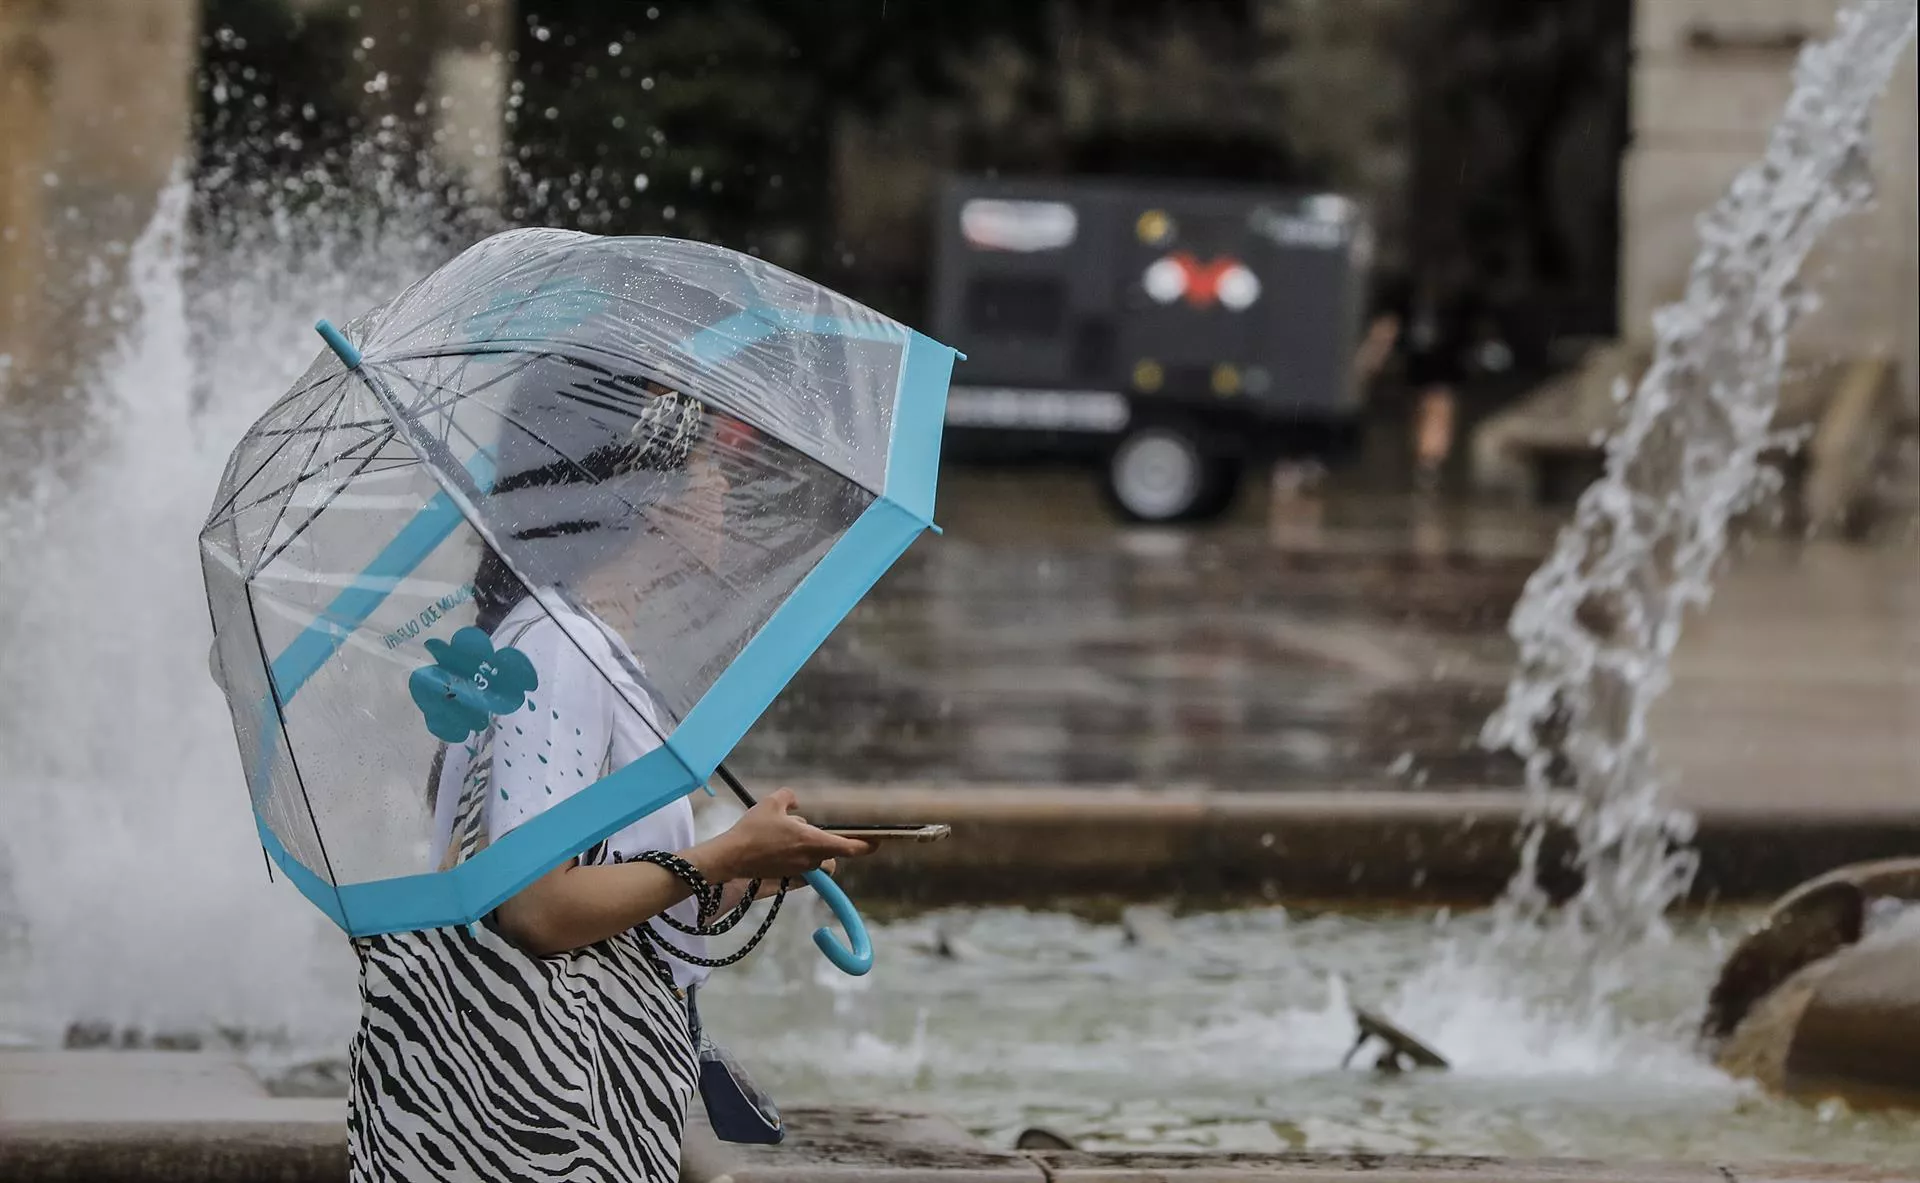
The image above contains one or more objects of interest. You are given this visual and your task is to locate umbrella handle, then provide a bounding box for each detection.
[803,869,873,976]
[710,766,871,975]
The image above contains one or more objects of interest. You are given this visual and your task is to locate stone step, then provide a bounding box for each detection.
[0,1067,1902,1183]
[0,1051,342,1125]
[792,782,1920,907]
[683,1105,1907,1182]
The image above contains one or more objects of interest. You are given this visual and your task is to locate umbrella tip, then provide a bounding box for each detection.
[930,522,944,536]
[315,319,363,369]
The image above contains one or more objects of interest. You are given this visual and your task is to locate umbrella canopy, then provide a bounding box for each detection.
[200,228,958,956]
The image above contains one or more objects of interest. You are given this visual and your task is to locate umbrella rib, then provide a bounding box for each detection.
[243,416,392,442]
[243,582,351,926]
[248,365,359,427]
[206,382,344,523]
[212,426,400,526]
[382,350,551,448]
[249,379,359,577]
[252,428,406,575]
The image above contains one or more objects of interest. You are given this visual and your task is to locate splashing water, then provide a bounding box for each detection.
[0,177,459,1049]
[1483,0,1919,950]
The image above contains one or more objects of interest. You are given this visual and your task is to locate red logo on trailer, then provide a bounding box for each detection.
[1141,253,1262,311]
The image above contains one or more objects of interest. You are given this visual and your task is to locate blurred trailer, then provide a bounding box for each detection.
[931,176,1371,521]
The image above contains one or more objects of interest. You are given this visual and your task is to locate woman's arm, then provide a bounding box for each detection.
[494,789,870,956]
[493,859,697,957]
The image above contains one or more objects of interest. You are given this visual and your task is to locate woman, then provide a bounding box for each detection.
[348,361,871,1182]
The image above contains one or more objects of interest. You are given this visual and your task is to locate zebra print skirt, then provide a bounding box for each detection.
[348,917,697,1182]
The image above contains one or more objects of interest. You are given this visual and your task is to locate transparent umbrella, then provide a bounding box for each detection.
[200,227,960,974]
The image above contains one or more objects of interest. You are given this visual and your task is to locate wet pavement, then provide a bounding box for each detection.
[738,468,1565,794]
[739,468,1920,812]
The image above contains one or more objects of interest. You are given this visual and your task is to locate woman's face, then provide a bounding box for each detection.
[573,416,740,610]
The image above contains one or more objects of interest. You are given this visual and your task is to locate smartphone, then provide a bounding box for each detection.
[821,823,951,843]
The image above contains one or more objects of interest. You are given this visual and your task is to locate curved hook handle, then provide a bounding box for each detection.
[802,869,873,976]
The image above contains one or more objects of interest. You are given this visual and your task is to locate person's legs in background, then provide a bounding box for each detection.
[1413,383,1457,493]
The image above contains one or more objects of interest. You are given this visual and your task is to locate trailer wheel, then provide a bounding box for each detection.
[1104,425,1237,523]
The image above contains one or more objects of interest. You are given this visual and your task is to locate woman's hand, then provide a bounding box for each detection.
[688,788,872,883]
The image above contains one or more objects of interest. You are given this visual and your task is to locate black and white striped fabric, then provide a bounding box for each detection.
[347,706,696,1181]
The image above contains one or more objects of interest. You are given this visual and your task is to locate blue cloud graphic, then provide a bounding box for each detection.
[408,627,540,743]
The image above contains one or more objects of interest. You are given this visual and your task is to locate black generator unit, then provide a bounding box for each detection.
[931,176,1370,521]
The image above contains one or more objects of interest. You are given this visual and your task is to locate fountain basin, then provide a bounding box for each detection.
[686,906,1920,1168]
[8,904,1920,1177]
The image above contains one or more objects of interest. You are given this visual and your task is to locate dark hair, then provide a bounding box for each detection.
[472,548,524,633]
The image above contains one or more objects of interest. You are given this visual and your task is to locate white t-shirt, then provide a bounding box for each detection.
[433,596,709,988]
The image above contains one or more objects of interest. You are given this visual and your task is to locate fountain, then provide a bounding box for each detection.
[0,173,457,1053]
[1482,0,1919,950]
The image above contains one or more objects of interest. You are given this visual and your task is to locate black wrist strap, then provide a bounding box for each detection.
[624,850,793,972]
[627,850,724,922]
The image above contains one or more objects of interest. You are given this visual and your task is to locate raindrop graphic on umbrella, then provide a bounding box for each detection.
[200,228,961,974]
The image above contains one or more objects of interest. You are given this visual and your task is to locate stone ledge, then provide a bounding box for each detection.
[1033,1152,1715,1182]
[680,1105,1044,1182]
[0,1096,1904,1183]
[795,785,1920,907]
[1035,1156,1908,1182]
[0,1050,345,1126]
[681,1108,1912,1182]
[0,1121,347,1183]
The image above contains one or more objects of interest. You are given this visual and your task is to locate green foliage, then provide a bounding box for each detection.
[511,1,1050,295]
